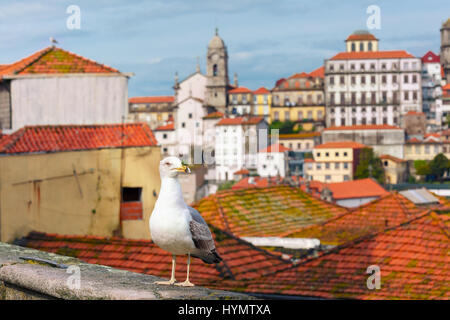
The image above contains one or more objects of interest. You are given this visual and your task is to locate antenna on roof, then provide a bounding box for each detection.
[49,37,59,47]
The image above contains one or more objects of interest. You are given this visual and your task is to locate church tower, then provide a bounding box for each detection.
[441,19,450,83]
[205,28,229,114]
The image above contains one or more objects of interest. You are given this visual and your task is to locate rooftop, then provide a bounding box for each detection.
[345,30,378,41]
[154,122,175,131]
[228,86,252,94]
[259,143,291,153]
[0,123,157,155]
[203,111,224,119]
[215,116,264,126]
[324,124,402,131]
[315,141,369,149]
[325,178,389,200]
[253,87,270,94]
[0,46,120,80]
[421,51,440,64]
[193,186,348,238]
[330,50,415,61]
[129,96,174,104]
[236,210,449,299]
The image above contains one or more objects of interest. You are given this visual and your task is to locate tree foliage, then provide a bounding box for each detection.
[269,121,301,134]
[354,148,385,184]
[414,153,450,182]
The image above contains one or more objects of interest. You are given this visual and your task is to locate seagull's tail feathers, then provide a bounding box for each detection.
[192,249,223,264]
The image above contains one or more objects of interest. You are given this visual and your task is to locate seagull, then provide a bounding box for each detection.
[49,37,58,46]
[150,156,222,286]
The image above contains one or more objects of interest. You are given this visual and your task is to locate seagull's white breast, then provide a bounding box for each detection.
[150,207,196,255]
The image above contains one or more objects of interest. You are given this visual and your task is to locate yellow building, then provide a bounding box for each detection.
[128,96,175,130]
[304,141,370,183]
[380,154,408,184]
[253,87,272,122]
[404,137,443,161]
[228,86,253,115]
[271,66,325,128]
[275,132,321,152]
[0,124,161,243]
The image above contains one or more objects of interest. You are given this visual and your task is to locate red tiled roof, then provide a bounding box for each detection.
[234,169,250,175]
[129,96,174,104]
[240,210,449,299]
[421,51,440,64]
[324,124,401,131]
[228,86,252,94]
[193,186,348,238]
[379,154,406,163]
[0,46,119,80]
[0,123,157,155]
[154,122,174,131]
[288,72,310,79]
[215,117,264,126]
[308,66,325,79]
[216,117,245,126]
[325,178,389,200]
[203,111,224,119]
[18,228,292,288]
[346,33,377,41]
[259,143,291,153]
[275,132,321,140]
[406,111,425,116]
[330,50,415,60]
[315,141,369,149]
[253,87,270,94]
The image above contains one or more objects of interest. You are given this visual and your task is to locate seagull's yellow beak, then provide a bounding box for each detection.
[172,165,191,173]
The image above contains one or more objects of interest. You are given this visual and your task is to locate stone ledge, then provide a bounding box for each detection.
[0,242,252,300]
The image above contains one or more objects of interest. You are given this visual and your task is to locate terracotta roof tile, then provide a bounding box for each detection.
[228,86,252,94]
[259,143,291,153]
[236,211,449,299]
[421,51,440,64]
[0,46,119,80]
[0,123,157,154]
[315,141,369,149]
[192,186,348,238]
[379,154,406,163]
[129,96,174,104]
[283,192,431,245]
[325,178,389,200]
[154,122,175,131]
[253,87,270,94]
[203,112,224,119]
[330,50,415,61]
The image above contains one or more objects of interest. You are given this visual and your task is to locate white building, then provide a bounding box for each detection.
[0,46,130,133]
[173,71,208,160]
[257,143,291,178]
[154,121,176,157]
[421,51,443,130]
[325,31,422,128]
[215,116,268,181]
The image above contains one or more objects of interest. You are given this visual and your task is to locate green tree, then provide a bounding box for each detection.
[354,148,385,184]
[429,153,450,182]
[269,121,301,134]
[414,160,431,179]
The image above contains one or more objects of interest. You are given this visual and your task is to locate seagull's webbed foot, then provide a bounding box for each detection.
[154,279,177,285]
[175,280,195,287]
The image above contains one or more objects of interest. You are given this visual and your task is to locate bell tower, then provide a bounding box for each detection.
[441,19,450,83]
[205,28,229,113]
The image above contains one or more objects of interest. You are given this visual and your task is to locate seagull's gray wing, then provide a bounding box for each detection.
[188,206,215,252]
[188,206,222,264]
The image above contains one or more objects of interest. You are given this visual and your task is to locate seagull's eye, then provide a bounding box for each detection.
[164,162,171,166]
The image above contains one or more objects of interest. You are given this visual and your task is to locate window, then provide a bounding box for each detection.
[382,75,387,84]
[284,111,290,120]
[213,64,218,76]
[316,163,322,170]
[360,43,364,51]
[344,175,350,181]
[344,163,348,169]
[120,187,143,221]
[412,75,417,83]
[330,77,335,85]
[370,63,375,70]
[340,76,345,85]
[163,133,167,139]
[351,43,356,52]
[297,143,301,149]
[361,76,366,85]
[188,113,193,119]
[360,63,365,70]
[371,76,376,84]
[335,163,340,169]
[325,152,330,157]
[393,75,397,83]
[274,111,279,120]
[325,163,330,169]
[317,152,321,157]
[343,152,348,157]
[350,64,355,70]
[351,76,356,85]
[425,145,430,154]
[404,75,409,83]
[368,42,373,51]
[325,175,331,180]
[181,122,186,128]
[298,111,303,120]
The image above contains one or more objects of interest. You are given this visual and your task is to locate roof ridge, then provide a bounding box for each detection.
[11,46,54,75]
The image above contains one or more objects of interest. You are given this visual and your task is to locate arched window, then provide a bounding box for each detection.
[360,43,364,51]
[351,43,356,52]
[368,42,373,51]
[213,64,218,76]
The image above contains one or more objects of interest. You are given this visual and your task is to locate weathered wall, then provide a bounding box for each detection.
[0,81,11,129]
[0,147,161,243]
[10,75,128,131]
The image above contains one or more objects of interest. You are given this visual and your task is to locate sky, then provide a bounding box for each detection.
[0,0,449,97]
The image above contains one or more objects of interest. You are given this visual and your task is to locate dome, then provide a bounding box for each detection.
[443,18,450,27]
[208,28,225,49]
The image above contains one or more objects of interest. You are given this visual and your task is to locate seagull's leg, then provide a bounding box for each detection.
[176,253,195,287]
[155,254,177,285]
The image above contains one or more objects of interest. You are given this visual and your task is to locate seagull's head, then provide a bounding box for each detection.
[159,156,191,178]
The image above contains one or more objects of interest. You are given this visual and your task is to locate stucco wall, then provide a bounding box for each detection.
[0,82,11,130]
[10,75,128,131]
[0,147,161,243]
